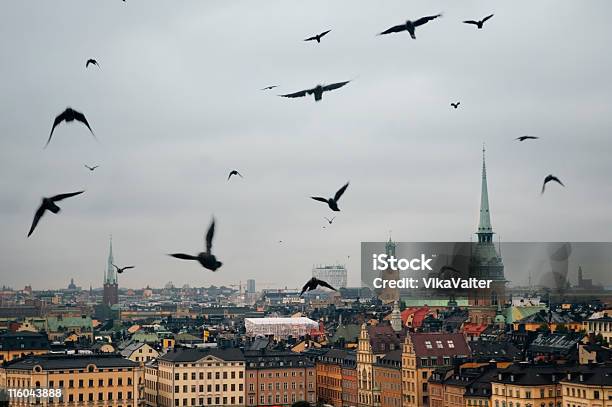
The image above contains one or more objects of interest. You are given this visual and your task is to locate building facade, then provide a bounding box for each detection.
[0,353,142,406]
[401,332,470,407]
[145,348,245,407]
[245,350,316,406]
[312,264,348,289]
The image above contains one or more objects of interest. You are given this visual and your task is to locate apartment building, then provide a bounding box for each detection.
[245,350,316,406]
[491,364,563,407]
[560,366,612,407]
[0,353,142,406]
[401,332,470,407]
[146,347,245,407]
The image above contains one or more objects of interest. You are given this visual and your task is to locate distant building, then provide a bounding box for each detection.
[312,264,348,290]
[0,332,49,362]
[0,353,142,406]
[244,317,319,339]
[103,237,118,307]
[120,342,159,363]
[246,279,256,294]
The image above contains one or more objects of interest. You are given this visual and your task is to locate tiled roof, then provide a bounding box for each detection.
[410,332,470,357]
[4,353,137,370]
[367,323,405,354]
[159,347,244,363]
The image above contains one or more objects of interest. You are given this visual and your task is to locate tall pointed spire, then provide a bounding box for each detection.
[477,145,494,242]
[105,235,116,284]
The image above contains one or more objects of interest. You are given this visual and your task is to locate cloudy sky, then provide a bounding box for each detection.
[1,1,611,290]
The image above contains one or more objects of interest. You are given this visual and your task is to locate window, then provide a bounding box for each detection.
[436,340,443,348]
[425,341,433,349]
[447,340,455,348]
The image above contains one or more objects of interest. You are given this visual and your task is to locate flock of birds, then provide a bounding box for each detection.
[26,9,566,296]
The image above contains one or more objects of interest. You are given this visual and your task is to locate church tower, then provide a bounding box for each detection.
[103,237,119,306]
[379,235,400,304]
[468,147,506,324]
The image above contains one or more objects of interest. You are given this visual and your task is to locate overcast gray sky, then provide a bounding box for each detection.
[1,0,611,290]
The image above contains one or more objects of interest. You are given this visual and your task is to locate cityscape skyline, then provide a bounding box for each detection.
[2,1,612,290]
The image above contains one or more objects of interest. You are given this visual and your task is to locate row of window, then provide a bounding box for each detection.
[173,383,243,393]
[173,395,244,406]
[174,370,243,380]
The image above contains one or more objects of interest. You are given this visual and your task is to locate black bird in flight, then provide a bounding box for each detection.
[312,182,349,212]
[27,191,85,237]
[261,85,279,90]
[516,135,539,142]
[304,29,332,43]
[324,216,335,225]
[86,59,100,69]
[542,175,565,194]
[113,264,134,274]
[463,14,494,29]
[169,218,223,271]
[84,164,99,172]
[300,277,337,296]
[279,81,350,102]
[451,102,460,109]
[227,170,243,181]
[46,107,95,148]
[379,14,442,39]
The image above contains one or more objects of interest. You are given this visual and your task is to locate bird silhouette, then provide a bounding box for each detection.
[516,136,539,142]
[169,218,223,271]
[379,14,442,39]
[27,191,85,237]
[451,102,460,109]
[279,81,350,102]
[300,277,337,296]
[463,14,494,29]
[304,29,332,43]
[86,59,100,69]
[46,107,95,148]
[542,175,565,194]
[324,216,335,224]
[261,85,279,90]
[84,165,99,171]
[311,182,349,211]
[227,170,243,181]
[113,264,134,274]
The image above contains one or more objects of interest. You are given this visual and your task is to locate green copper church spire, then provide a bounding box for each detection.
[477,145,494,242]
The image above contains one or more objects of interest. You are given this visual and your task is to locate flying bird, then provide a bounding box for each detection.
[84,164,99,171]
[324,216,335,224]
[311,182,349,212]
[27,191,85,237]
[169,218,223,271]
[113,264,134,274]
[261,85,279,90]
[86,59,100,69]
[227,170,243,181]
[46,107,95,148]
[300,277,337,296]
[516,135,539,142]
[463,14,494,29]
[451,102,460,109]
[541,175,565,194]
[379,14,442,39]
[304,29,332,43]
[279,81,350,102]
